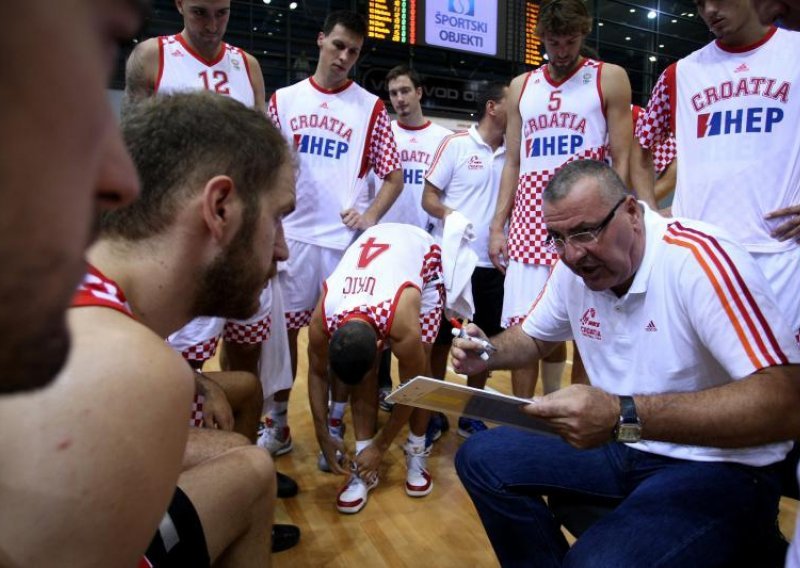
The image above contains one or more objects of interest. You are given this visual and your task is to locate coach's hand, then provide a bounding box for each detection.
[522,385,619,449]
[488,227,509,274]
[450,323,491,376]
[765,203,800,243]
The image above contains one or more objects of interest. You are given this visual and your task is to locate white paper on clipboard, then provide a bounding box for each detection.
[386,376,558,437]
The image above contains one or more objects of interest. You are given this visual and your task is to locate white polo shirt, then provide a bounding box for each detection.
[522,204,800,466]
[426,125,505,267]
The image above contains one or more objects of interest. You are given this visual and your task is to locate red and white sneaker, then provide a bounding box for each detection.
[257,418,292,456]
[336,472,378,514]
[404,442,433,497]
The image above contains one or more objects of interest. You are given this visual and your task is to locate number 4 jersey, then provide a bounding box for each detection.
[321,224,443,342]
[155,34,255,107]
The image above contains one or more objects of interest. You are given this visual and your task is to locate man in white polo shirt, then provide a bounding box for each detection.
[451,159,800,567]
[422,82,508,438]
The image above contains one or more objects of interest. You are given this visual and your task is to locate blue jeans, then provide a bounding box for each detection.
[455,427,781,567]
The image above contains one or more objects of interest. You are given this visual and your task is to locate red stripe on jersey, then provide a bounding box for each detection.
[665,63,677,135]
[72,265,135,319]
[596,61,606,120]
[518,71,533,106]
[174,33,226,67]
[239,49,256,103]
[360,99,384,178]
[155,36,166,93]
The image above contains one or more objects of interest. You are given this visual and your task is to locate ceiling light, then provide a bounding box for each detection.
[625,36,631,41]
[263,0,271,3]
[289,2,298,8]
[543,54,549,60]
[598,22,604,26]
[659,43,665,48]
[647,10,656,19]
[629,8,636,12]
[688,13,694,17]
[649,55,657,62]
[671,19,677,23]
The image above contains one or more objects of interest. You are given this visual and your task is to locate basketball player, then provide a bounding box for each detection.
[635,0,800,343]
[488,0,639,397]
[307,223,443,514]
[753,0,800,28]
[88,91,293,566]
[268,11,402,453]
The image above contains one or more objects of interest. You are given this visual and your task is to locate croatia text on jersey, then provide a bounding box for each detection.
[523,111,588,157]
[289,114,353,159]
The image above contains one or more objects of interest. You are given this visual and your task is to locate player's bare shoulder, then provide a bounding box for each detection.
[125,37,160,103]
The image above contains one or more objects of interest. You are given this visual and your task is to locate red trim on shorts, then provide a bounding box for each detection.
[716,26,776,53]
[308,76,353,94]
[175,33,226,66]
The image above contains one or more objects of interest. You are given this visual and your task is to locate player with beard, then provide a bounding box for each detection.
[488,0,640,398]
[80,91,295,566]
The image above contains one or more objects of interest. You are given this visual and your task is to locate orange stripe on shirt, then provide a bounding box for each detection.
[663,234,764,369]
[427,131,469,176]
[667,224,779,367]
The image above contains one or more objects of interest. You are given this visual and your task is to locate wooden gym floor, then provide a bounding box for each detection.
[212,329,797,567]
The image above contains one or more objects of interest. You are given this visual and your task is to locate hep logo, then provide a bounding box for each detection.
[697,107,783,138]
[448,0,475,16]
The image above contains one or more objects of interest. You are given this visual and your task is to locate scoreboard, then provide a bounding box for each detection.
[368,0,543,64]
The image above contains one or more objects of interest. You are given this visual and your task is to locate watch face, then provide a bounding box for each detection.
[616,423,642,443]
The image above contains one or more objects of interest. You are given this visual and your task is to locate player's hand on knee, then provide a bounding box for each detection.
[523,385,619,449]
[202,385,235,431]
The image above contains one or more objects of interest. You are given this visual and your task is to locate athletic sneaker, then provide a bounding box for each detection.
[317,417,345,472]
[336,472,378,514]
[258,417,293,456]
[404,442,433,497]
[425,412,450,446]
[378,386,394,412]
[457,417,488,438]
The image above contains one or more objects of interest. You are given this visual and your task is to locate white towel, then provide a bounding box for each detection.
[259,276,294,412]
[441,210,478,320]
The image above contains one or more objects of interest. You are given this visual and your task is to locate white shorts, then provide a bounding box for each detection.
[167,284,274,362]
[279,239,344,330]
[501,259,554,328]
[752,247,800,346]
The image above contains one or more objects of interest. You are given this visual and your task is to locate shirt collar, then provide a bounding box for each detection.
[467,124,506,156]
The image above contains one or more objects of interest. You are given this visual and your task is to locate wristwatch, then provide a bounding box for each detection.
[613,395,642,443]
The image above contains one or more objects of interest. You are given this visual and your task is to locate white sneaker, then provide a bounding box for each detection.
[404,442,433,497]
[317,418,345,472]
[257,418,292,456]
[336,472,378,514]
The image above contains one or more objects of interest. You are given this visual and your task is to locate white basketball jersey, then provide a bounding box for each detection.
[510,59,608,266]
[382,120,452,228]
[269,78,400,250]
[670,27,800,253]
[156,34,255,107]
[322,224,440,340]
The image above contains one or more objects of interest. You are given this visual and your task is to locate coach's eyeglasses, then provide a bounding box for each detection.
[544,196,627,254]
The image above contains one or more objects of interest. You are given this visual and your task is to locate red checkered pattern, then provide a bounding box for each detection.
[421,244,443,285]
[223,314,272,345]
[190,393,205,428]
[285,309,312,330]
[369,103,402,179]
[419,305,443,344]
[508,146,606,266]
[180,336,219,363]
[635,67,673,150]
[326,299,394,341]
[653,134,677,175]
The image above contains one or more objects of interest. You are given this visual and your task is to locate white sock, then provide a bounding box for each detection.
[330,401,346,421]
[407,433,426,450]
[270,401,288,428]
[541,361,566,395]
[355,439,371,454]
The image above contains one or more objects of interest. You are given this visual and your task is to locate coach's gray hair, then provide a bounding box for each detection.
[544,159,629,206]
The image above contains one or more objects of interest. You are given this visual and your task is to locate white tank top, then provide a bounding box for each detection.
[156,34,255,107]
[671,27,800,253]
[511,59,609,265]
[322,224,441,340]
[269,78,400,250]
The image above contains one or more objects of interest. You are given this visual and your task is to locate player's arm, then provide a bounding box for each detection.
[421,180,453,219]
[244,52,267,115]
[370,289,428,455]
[307,302,349,474]
[363,168,404,225]
[630,141,657,208]
[490,73,525,273]
[0,307,194,566]
[123,37,159,107]
[633,67,674,209]
[602,64,636,192]
[654,158,677,204]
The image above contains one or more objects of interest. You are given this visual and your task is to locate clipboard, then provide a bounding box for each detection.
[386,376,557,437]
